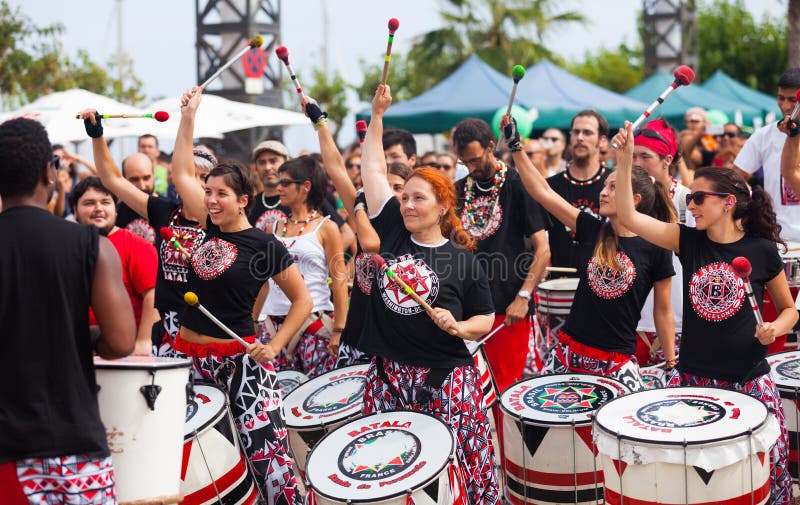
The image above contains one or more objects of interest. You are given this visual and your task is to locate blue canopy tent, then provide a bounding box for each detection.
[701,70,779,121]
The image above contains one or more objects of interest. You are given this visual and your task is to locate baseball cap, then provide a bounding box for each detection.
[252,140,289,161]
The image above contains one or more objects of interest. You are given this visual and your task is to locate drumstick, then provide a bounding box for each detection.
[475,323,505,347]
[275,45,305,100]
[546,266,577,273]
[497,65,526,145]
[370,254,457,335]
[200,35,264,90]
[160,227,191,260]
[731,257,765,326]
[74,111,169,121]
[380,18,400,86]
[612,65,695,149]
[183,292,250,349]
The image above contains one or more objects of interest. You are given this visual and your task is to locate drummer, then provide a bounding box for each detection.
[0,118,136,502]
[359,84,499,505]
[502,115,676,392]
[613,121,797,504]
[128,87,312,505]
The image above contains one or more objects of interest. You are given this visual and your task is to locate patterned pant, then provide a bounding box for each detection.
[0,455,116,504]
[542,332,644,392]
[192,352,301,505]
[259,315,336,378]
[334,342,370,368]
[667,369,793,505]
[362,357,500,505]
[154,310,188,360]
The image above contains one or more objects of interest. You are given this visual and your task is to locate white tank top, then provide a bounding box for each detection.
[261,216,334,316]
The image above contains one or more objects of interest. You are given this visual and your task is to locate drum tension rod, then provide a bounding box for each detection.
[139,370,162,411]
[186,374,196,404]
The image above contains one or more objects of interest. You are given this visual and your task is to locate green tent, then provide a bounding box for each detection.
[625,70,760,127]
[701,70,779,121]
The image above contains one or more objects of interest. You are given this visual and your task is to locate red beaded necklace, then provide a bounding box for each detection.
[281,209,319,248]
[463,162,507,227]
[563,162,607,187]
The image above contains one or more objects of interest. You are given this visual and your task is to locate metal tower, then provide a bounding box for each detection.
[642,0,698,75]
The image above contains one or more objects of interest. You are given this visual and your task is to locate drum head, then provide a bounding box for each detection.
[184,384,228,440]
[594,386,770,446]
[283,364,368,430]
[769,350,800,393]
[537,278,579,292]
[94,356,192,370]
[640,365,666,390]
[500,374,628,426]
[277,370,310,396]
[306,410,454,502]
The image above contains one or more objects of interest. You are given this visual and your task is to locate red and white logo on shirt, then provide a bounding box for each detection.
[379,254,439,315]
[191,238,238,280]
[125,218,155,244]
[355,252,374,295]
[689,261,745,321]
[586,251,636,299]
[160,225,205,283]
[255,209,288,234]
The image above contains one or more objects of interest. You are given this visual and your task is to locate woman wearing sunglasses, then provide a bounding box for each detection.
[613,121,796,504]
[501,115,677,392]
[169,86,313,505]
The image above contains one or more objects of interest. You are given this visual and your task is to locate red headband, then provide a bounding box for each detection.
[634,119,677,158]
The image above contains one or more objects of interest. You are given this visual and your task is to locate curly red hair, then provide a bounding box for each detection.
[407,166,476,250]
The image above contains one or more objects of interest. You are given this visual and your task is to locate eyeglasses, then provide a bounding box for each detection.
[345,162,361,169]
[277,178,305,187]
[52,155,61,170]
[542,136,561,142]
[635,128,671,150]
[459,147,490,167]
[685,190,730,206]
[720,132,738,138]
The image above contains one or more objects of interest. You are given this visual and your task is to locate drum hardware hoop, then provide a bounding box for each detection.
[682,439,688,505]
[139,371,162,410]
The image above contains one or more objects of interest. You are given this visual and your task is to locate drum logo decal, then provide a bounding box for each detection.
[278,377,303,395]
[303,378,365,414]
[125,218,155,244]
[339,429,420,480]
[525,381,613,414]
[255,209,288,234]
[689,262,744,321]
[636,399,724,428]
[460,194,502,241]
[160,225,205,283]
[587,251,636,299]
[355,252,375,295]
[191,238,238,280]
[379,254,439,315]
[776,360,800,380]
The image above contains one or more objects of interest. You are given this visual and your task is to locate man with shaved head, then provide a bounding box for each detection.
[116,152,157,243]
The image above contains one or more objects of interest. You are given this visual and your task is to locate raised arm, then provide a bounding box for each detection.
[80,109,149,218]
[780,122,800,196]
[172,87,208,224]
[613,122,680,253]
[502,116,580,230]
[362,85,394,213]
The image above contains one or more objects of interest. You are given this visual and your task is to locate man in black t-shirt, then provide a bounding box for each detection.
[0,117,136,502]
[116,152,157,243]
[547,110,612,273]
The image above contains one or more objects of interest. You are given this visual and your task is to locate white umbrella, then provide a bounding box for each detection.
[0,89,159,143]
[147,94,310,139]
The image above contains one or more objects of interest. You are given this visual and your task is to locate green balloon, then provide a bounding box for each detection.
[492,105,532,139]
[706,109,729,126]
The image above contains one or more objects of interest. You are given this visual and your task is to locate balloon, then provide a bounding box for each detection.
[706,109,729,126]
[492,105,533,139]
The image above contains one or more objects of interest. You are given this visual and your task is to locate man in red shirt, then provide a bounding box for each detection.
[70,176,159,355]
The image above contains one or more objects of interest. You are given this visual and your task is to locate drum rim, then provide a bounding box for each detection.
[94,356,192,370]
[305,410,456,503]
[282,364,369,429]
[498,373,629,427]
[184,382,230,442]
[593,385,771,447]
[537,278,580,291]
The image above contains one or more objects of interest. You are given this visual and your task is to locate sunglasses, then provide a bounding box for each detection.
[277,178,305,187]
[685,190,730,206]
[345,162,361,169]
[635,128,671,149]
[719,132,738,138]
[542,136,561,142]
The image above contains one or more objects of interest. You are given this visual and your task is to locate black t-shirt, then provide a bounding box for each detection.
[146,196,205,314]
[563,212,675,355]
[181,219,294,339]
[359,197,495,368]
[546,166,611,274]
[248,192,344,234]
[116,201,155,244]
[342,191,372,348]
[677,226,783,382]
[0,206,108,461]
[455,169,549,312]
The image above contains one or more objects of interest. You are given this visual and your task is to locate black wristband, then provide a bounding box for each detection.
[789,119,800,137]
[83,114,103,138]
[305,102,327,125]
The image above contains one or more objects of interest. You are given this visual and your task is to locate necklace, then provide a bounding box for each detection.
[563,162,606,187]
[261,192,280,209]
[281,209,319,248]
[463,162,507,227]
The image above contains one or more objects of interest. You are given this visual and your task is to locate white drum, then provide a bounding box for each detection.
[94,356,191,504]
[769,350,800,482]
[593,387,780,505]
[181,384,257,504]
[465,339,498,409]
[277,370,310,396]
[306,410,465,505]
[499,374,629,505]
[536,278,579,358]
[640,364,667,390]
[283,364,368,476]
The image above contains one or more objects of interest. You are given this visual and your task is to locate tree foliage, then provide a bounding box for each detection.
[306,67,349,145]
[567,43,644,93]
[0,1,145,108]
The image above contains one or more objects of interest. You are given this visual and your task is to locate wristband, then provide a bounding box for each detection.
[353,202,367,214]
[83,114,104,138]
[332,326,345,333]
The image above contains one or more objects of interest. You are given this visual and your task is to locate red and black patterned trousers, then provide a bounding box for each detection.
[0,454,116,504]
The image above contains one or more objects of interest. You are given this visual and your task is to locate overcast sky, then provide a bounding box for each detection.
[7,0,788,153]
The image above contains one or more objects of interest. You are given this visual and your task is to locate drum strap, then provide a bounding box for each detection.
[374,357,452,407]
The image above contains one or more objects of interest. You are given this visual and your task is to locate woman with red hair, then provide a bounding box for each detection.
[357,84,499,505]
